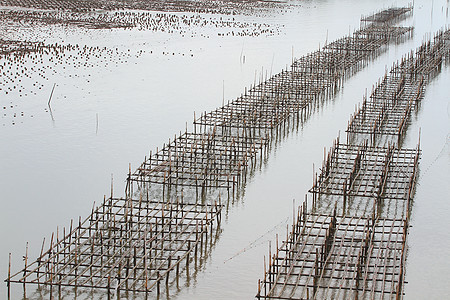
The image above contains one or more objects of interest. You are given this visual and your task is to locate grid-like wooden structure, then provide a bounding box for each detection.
[193,69,334,134]
[257,206,407,300]
[7,198,222,296]
[347,28,450,145]
[361,6,413,24]
[310,141,419,200]
[390,32,449,79]
[323,24,413,62]
[133,7,413,198]
[128,129,269,195]
[346,73,424,144]
[309,139,420,219]
[354,25,413,41]
[194,12,413,137]
[256,7,428,300]
[5,6,415,299]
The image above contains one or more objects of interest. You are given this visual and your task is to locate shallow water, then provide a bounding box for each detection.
[1,0,449,299]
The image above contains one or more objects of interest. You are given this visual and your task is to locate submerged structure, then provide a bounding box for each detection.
[257,207,408,299]
[256,22,449,300]
[5,5,429,300]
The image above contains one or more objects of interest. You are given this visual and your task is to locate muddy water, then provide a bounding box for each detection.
[0,0,449,299]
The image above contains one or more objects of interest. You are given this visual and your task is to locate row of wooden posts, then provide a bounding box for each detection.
[257,10,450,300]
[347,28,450,146]
[128,6,415,205]
[5,5,419,300]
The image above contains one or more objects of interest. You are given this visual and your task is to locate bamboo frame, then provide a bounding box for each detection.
[347,28,450,146]
[5,5,416,298]
[257,204,408,300]
[7,198,222,296]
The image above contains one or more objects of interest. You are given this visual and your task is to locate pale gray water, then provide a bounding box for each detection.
[1,0,449,299]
